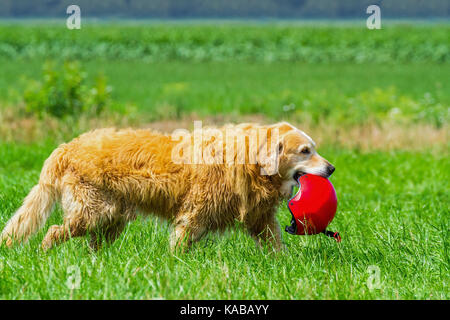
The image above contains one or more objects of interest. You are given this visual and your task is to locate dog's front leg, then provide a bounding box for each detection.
[247,213,285,252]
[170,214,205,253]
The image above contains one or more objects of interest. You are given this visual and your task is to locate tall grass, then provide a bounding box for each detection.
[0,144,448,299]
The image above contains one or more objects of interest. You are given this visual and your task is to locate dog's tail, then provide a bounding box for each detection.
[1,147,65,247]
[0,184,57,246]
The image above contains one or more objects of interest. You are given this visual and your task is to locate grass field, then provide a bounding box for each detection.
[1,60,449,129]
[0,144,448,299]
[0,23,448,63]
[0,23,448,300]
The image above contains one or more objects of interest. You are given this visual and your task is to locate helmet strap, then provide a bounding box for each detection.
[322,230,341,242]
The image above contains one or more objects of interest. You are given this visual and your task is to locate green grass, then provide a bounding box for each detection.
[1,60,449,126]
[0,22,448,126]
[0,22,448,300]
[0,23,448,63]
[0,143,448,299]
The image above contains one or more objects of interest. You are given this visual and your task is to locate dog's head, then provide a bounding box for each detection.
[266,122,335,198]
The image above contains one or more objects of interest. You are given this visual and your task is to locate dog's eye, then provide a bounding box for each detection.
[300,147,310,154]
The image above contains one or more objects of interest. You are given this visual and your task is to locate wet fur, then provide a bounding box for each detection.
[1,122,333,252]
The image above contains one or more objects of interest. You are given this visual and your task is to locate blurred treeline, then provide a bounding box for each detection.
[0,0,448,18]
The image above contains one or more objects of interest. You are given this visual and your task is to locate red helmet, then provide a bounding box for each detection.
[285,174,341,241]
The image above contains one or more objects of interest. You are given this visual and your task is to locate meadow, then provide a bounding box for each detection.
[0,22,448,299]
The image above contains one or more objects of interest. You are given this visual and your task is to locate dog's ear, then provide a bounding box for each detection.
[257,127,282,176]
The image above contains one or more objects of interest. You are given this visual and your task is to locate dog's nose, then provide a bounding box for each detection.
[327,165,335,175]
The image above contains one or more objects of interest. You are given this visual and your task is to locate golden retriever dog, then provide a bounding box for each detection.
[0,122,334,252]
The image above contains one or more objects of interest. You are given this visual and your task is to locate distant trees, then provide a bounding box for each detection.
[0,0,448,18]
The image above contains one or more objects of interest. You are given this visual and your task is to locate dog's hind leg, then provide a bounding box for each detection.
[89,224,123,251]
[42,222,86,251]
[89,207,136,251]
[41,182,93,251]
[41,177,130,251]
